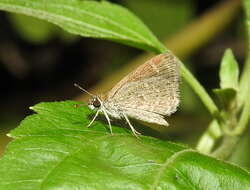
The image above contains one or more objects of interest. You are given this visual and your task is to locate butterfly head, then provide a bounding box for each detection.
[88,96,102,110]
[74,83,102,110]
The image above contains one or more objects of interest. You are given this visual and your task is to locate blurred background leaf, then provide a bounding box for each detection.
[124,0,194,39]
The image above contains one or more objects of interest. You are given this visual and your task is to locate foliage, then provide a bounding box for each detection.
[0,0,250,189]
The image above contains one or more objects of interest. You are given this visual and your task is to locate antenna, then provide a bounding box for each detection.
[74,83,96,97]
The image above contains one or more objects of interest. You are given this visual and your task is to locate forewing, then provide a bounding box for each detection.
[106,52,180,116]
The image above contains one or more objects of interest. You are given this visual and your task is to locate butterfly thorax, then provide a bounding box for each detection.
[88,94,122,119]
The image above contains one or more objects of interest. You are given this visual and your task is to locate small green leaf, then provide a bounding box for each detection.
[213,88,237,109]
[0,0,165,53]
[219,49,239,90]
[0,101,250,190]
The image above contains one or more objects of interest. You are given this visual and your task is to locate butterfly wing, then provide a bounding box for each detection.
[105,52,180,118]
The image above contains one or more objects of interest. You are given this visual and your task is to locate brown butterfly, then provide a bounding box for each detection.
[75,52,180,137]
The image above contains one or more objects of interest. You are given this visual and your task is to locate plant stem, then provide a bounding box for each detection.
[232,0,250,136]
[239,0,250,109]
[233,82,250,135]
[239,56,250,108]
[211,135,240,159]
[196,120,222,154]
[180,64,220,118]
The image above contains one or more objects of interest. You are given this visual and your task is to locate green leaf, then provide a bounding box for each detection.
[0,0,165,53]
[0,101,250,190]
[219,49,239,90]
[213,88,237,110]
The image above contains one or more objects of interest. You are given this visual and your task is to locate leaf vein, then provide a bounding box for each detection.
[54,4,154,45]
[150,149,195,190]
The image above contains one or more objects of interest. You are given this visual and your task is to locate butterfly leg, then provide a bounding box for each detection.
[102,108,113,135]
[87,109,100,128]
[122,113,141,138]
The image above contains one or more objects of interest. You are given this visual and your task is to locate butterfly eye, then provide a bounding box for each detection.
[88,97,100,110]
[93,98,101,108]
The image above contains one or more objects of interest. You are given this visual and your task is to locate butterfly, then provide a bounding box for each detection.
[75,52,180,137]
